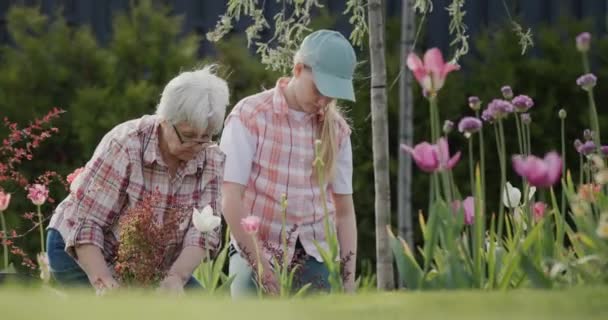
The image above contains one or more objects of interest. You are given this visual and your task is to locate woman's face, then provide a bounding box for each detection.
[165,121,212,161]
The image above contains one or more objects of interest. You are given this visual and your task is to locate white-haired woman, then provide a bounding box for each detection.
[47,66,229,293]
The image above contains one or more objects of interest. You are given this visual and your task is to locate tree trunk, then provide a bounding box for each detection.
[397,0,415,288]
[368,0,394,290]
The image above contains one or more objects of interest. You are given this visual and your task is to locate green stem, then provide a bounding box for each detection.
[280,194,289,296]
[475,110,486,218]
[587,89,601,148]
[582,53,590,74]
[468,137,475,196]
[560,116,566,220]
[314,142,342,292]
[579,154,584,186]
[253,236,264,298]
[496,120,507,241]
[523,122,531,156]
[1,212,8,269]
[514,114,524,155]
[429,95,441,142]
[37,205,45,254]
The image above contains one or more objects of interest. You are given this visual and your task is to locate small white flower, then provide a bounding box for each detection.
[192,205,221,233]
[503,182,536,208]
[37,252,50,283]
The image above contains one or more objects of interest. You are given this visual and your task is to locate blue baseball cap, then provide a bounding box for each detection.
[298,30,357,102]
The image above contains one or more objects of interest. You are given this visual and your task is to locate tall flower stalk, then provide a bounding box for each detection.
[559,109,567,220]
[470,97,486,215]
[0,191,10,269]
[27,184,49,254]
[313,140,344,293]
[577,74,601,148]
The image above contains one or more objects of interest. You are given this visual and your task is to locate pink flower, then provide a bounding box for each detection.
[401,138,461,173]
[462,196,475,225]
[533,202,547,222]
[27,184,49,206]
[66,167,84,185]
[512,152,562,188]
[241,215,261,235]
[0,191,11,211]
[452,197,475,225]
[407,48,459,94]
[401,142,439,172]
[435,138,461,171]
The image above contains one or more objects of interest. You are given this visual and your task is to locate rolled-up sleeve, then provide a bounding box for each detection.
[64,139,130,258]
[183,148,225,257]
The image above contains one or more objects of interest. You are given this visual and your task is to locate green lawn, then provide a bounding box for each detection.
[1,286,607,320]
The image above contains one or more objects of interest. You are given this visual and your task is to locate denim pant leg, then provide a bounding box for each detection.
[46,229,90,286]
[295,256,330,293]
[228,253,258,298]
[184,276,203,289]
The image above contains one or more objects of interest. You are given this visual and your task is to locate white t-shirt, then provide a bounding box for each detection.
[219,109,353,194]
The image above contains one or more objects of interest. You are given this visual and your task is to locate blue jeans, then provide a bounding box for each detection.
[229,246,330,298]
[46,228,201,289]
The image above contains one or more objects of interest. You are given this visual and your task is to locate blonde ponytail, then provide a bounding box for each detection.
[318,100,350,181]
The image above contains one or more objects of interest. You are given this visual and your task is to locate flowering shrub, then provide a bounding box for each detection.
[114,192,187,287]
[0,109,65,275]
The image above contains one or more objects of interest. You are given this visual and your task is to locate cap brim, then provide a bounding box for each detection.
[312,69,356,102]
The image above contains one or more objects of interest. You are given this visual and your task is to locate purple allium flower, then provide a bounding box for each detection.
[579,141,597,155]
[501,86,513,99]
[577,73,597,91]
[458,116,482,138]
[483,99,514,122]
[576,32,591,52]
[468,96,481,111]
[481,108,494,122]
[601,146,608,156]
[521,113,531,125]
[512,95,534,112]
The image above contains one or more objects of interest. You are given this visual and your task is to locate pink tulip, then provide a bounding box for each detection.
[241,215,261,235]
[66,167,84,185]
[407,48,460,94]
[436,138,461,171]
[401,142,439,172]
[401,138,460,173]
[462,196,475,225]
[452,196,475,225]
[533,202,547,222]
[27,184,49,206]
[0,191,10,211]
[512,152,562,188]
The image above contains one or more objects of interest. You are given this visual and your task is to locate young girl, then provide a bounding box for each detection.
[219,30,358,296]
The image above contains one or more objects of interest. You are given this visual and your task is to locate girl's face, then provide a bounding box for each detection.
[291,63,333,113]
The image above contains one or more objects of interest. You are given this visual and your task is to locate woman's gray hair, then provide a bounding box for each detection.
[156,65,229,135]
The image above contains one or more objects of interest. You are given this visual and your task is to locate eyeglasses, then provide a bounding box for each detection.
[172,124,211,145]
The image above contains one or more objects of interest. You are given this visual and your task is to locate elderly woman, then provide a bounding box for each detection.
[46,66,229,293]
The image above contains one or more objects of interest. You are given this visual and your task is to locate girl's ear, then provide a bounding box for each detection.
[293,63,304,77]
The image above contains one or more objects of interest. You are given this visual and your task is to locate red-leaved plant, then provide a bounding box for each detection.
[114,191,187,287]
